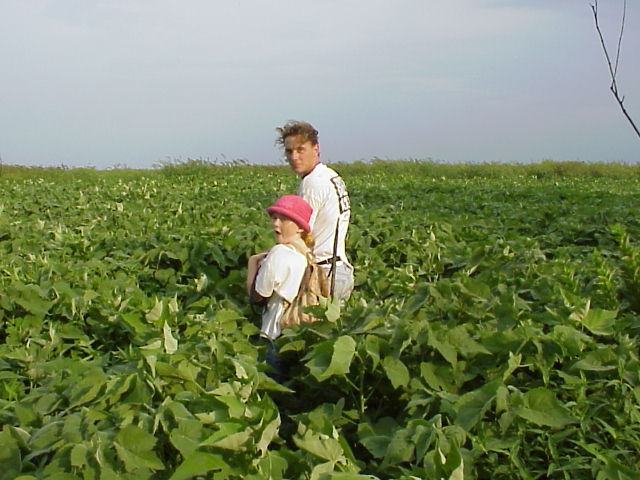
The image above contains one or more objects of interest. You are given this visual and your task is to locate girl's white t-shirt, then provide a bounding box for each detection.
[254,243,307,340]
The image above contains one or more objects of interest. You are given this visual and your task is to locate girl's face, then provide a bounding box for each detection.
[270,213,303,244]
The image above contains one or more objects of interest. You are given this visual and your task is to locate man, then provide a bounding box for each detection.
[275,120,354,302]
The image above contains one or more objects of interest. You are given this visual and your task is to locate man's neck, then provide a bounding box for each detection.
[301,161,321,179]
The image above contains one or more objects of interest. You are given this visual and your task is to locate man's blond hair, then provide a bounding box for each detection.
[275,120,319,146]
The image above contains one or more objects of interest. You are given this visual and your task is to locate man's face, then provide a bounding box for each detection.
[284,135,319,177]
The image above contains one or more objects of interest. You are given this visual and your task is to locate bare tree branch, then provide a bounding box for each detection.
[591,0,640,139]
[613,0,626,78]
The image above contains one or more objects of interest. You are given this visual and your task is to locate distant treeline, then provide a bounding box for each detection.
[1,158,639,180]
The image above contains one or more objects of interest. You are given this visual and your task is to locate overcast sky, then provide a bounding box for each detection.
[1,0,639,169]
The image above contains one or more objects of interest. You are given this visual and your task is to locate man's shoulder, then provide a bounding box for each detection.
[302,164,342,188]
[313,163,340,178]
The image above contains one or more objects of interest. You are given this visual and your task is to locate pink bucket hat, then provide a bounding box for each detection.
[267,195,313,233]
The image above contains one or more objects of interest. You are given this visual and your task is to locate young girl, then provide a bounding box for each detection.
[246,195,315,341]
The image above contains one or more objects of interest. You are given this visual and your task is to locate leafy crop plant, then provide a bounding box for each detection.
[0,162,639,479]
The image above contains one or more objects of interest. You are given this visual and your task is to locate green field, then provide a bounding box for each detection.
[1,161,639,479]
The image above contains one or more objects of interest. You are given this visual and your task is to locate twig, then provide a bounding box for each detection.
[591,0,640,139]
[613,0,626,78]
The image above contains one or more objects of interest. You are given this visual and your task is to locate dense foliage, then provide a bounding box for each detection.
[1,161,639,479]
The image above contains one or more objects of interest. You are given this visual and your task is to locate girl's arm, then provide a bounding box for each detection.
[247,252,268,303]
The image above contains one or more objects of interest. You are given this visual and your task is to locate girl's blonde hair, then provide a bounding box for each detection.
[301,231,315,250]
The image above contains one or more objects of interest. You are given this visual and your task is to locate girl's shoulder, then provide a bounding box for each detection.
[267,243,307,261]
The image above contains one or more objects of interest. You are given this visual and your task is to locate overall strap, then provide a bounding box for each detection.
[329,219,339,300]
[286,240,313,297]
[287,239,313,265]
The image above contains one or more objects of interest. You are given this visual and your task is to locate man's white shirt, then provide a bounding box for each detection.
[298,163,351,266]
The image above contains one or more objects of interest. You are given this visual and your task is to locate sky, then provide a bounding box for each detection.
[1,0,639,170]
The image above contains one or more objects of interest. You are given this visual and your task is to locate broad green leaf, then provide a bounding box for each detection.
[114,425,164,472]
[141,340,162,351]
[515,387,577,428]
[306,399,345,436]
[0,430,22,479]
[256,416,281,455]
[102,374,136,405]
[496,385,510,414]
[459,277,491,300]
[14,284,53,317]
[357,314,386,333]
[307,335,356,382]
[214,394,246,419]
[168,294,179,313]
[61,414,82,444]
[169,452,228,480]
[196,273,208,292]
[231,357,251,379]
[155,360,198,383]
[401,284,430,315]
[215,308,244,323]
[364,335,381,370]
[599,456,640,480]
[256,452,288,480]
[145,298,164,322]
[454,380,500,431]
[447,325,491,358]
[382,356,410,389]
[551,325,591,356]
[503,352,522,382]
[114,444,164,473]
[381,428,414,467]
[303,299,340,323]
[279,339,306,353]
[581,308,618,336]
[310,461,338,480]
[435,442,464,480]
[484,435,519,453]
[143,354,158,377]
[67,373,106,409]
[56,323,88,340]
[35,393,61,415]
[357,417,398,459]
[571,348,618,372]
[164,399,197,421]
[29,421,63,450]
[170,426,201,458]
[316,296,342,323]
[70,443,88,468]
[420,362,455,392]
[120,312,149,336]
[428,328,457,367]
[294,428,345,463]
[326,475,382,479]
[163,321,178,354]
[324,335,356,379]
[201,423,251,451]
